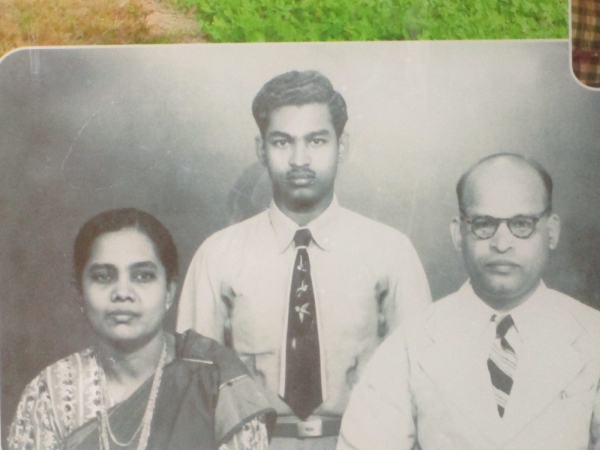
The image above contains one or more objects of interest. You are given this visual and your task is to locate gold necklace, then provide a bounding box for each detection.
[97,338,167,450]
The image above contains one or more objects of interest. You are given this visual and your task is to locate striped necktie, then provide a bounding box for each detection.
[487,314,517,418]
[283,228,322,420]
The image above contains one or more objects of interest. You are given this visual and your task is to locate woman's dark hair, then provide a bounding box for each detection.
[73,208,178,292]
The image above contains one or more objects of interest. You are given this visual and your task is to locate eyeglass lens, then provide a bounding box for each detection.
[471,216,536,239]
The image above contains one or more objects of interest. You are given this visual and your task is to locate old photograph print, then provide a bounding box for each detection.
[1,40,600,444]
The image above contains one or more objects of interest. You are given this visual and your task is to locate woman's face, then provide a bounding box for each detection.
[81,227,175,346]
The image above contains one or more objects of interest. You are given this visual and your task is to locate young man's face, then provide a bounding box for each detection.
[257,103,346,216]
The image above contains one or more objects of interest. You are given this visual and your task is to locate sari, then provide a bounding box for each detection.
[9,330,276,450]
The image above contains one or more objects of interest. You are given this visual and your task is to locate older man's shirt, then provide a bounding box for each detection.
[177,198,431,417]
[338,281,600,450]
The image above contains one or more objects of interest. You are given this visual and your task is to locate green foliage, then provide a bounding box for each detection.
[175,0,567,42]
[408,0,568,39]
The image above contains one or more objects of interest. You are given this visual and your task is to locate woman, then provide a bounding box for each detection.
[8,208,275,450]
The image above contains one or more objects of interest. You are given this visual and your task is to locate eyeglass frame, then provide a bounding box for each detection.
[459,206,552,240]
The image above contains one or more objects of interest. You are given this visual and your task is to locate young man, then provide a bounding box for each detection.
[177,70,431,449]
[338,153,600,450]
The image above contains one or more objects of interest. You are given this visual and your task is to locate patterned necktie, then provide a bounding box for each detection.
[283,228,322,420]
[487,314,517,418]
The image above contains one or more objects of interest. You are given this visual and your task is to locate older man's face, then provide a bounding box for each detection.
[452,161,560,310]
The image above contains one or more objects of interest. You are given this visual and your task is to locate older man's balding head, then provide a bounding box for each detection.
[456,153,553,214]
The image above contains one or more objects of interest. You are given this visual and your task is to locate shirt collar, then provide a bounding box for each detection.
[268,196,341,253]
[459,281,498,327]
[463,279,548,344]
[506,280,547,345]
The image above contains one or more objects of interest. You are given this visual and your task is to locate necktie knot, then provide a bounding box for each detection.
[294,228,312,248]
[495,314,515,339]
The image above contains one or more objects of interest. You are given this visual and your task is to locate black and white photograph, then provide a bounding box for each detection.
[1,40,600,449]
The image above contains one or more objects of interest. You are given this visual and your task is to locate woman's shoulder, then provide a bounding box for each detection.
[53,347,96,369]
[9,348,100,449]
[174,330,248,383]
[24,348,96,389]
[172,331,276,446]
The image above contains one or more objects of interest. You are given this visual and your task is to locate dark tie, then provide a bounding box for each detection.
[283,228,322,420]
[487,314,517,417]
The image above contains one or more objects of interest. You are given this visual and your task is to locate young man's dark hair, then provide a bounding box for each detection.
[251,70,348,139]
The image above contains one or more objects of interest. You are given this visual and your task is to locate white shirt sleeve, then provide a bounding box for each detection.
[176,241,228,343]
[338,327,416,450]
[386,235,432,331]
[590,383,600,449]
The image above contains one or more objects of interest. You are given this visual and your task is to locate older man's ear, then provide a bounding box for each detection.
[450,217,464,252]
[547,213,560,250]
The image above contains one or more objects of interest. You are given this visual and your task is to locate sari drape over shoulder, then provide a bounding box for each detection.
[9,330,276,450]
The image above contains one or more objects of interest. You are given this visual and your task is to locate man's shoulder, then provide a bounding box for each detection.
[406,290,461,323]
[417,289,465,317]
[377,301,442,356]
[338,206,411,244]
[397,289,469,345]
[198,210,269,252]
[544,287,600,335]
[428,285,600,330]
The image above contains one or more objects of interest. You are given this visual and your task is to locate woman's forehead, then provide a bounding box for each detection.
[88,228,160,265]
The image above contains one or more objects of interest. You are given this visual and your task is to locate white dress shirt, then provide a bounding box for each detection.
[177,197,432,418]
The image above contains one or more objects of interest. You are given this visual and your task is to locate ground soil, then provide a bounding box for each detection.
[139,0,203,40]
[0,0,205,57]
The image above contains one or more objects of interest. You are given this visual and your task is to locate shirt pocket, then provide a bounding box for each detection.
[228,277,287,354]
[548,381,598,444]
[559,380,597,400]
[556,379,597,422]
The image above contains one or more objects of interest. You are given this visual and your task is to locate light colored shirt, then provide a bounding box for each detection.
[177,198,432,417]
[442,282,527,366]
[338,281,600,450]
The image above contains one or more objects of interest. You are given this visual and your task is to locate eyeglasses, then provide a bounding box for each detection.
[460,206,551,240]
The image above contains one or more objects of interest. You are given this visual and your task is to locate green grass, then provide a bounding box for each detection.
[175,0,567,42]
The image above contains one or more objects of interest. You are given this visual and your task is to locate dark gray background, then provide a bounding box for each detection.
[1,40,599,442]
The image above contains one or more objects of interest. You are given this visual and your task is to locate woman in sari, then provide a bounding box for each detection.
[8,208,276,450]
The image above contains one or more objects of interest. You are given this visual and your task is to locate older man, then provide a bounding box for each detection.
[177,70,431,449]
[338,153,600,450]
